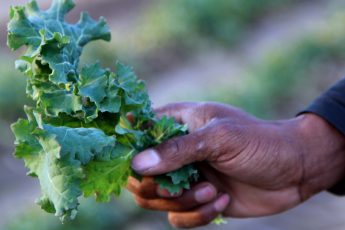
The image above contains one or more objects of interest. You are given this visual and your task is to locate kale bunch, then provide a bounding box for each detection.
[8,0,197,221]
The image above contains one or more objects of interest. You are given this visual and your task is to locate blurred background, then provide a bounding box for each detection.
[1,0,345,229]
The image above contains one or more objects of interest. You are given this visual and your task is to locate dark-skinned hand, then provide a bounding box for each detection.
[127,102,345,228]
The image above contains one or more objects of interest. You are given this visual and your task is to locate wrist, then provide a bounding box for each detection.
[295,113,345,199]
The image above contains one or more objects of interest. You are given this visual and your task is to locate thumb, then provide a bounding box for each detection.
[131,129,210,176]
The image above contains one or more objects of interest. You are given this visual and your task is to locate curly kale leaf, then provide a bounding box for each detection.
[8,0,198,221]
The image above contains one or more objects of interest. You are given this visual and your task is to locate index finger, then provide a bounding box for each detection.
[154,102,207,132]
[154,102,196,122]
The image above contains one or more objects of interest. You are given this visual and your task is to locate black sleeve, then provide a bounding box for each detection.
[300,78,345,195]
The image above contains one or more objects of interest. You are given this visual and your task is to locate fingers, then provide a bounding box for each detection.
[127,176,183,199]
[157,187,184,198]
[131,182,218,212]
[154,102,211,132]
[131,128,209,176]
[128,177,230,228]
[127,177,159,199]
[168,194,230,229]
[154,102,197,124]
[154,102,257,130]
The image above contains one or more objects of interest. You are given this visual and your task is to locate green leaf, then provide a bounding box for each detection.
[39,90,83,116]
[99,73,122,113]
[43,125,116,164]
[11,119,41,176]
[78,63,108,104]
[167,165,199,185]
[155,165,199,194]
[81,146,133,202]
[115,62,152,115]
[12,117,84,221]
[212,215,227,225]
[33,148,83,222]
[7,0,111,117]
[7,5,41,50]
[145,116,188,146]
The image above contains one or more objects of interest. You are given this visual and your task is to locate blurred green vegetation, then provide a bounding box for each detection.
[206,11,345,119]
[0,55,31,122]
[98,0,301,75]
[5,194,171,230]
[6,199,129,230]
[136,0,297,48]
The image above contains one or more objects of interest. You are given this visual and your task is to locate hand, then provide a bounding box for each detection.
[128,102,345,228]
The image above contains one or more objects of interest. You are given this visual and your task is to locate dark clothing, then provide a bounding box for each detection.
[303,79,345,136]
[301,78,345,195]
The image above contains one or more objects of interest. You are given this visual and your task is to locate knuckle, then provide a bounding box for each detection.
[136,196,186,212]
[170,138,183,154]
[133,177,158,199]
[126,178,142,195]
[209,121,245,146]
[137,189,150,198]
[167,136,202,163]
[159,137,184,161]
[169,203,187,212]
[168,213,189,228]
[136,186,157,199]
[199,212,215,225]
[168,212,210,228]
[126,183,136,194]
[168,215,179,228]
[134,196,152,209]
[213,121,232,136]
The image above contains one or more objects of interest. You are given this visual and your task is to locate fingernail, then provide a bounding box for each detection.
[195,186,216,203]
[132,149,161,172]
[214,194,230,212]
